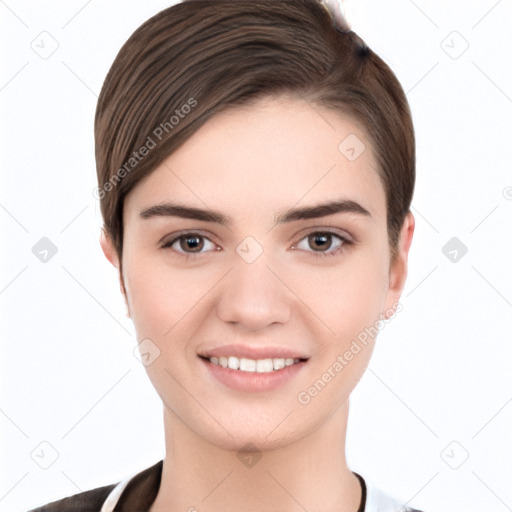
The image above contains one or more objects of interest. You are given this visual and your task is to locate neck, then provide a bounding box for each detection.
[149,401,362,512]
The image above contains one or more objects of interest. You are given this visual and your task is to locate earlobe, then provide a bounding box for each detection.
[100,228,119,268]
[383,212,415,318]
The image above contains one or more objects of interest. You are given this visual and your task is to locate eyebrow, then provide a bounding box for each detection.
[139,199,371,225]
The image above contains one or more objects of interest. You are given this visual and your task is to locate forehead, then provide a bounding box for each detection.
[124,96,385,223]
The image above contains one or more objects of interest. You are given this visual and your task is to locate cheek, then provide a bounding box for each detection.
[122,259,211,396]
[300,249,390,347]
[122,252,222,342]
[292,260,389,417]
[122,250,180,339]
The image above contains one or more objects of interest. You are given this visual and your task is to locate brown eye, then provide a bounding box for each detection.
[179,234,204,253]
[294,230,351,258]
[162,232,217,256]
[307,232,334,252]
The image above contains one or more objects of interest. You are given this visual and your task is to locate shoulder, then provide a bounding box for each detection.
[26,483,117,512]
[25,459,163,512]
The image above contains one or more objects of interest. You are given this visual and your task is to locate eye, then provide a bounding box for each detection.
[161,229,352,260]
[161,232,219,257]
[293,230,352,258]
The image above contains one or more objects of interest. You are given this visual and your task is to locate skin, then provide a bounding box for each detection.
[101,96,414,512]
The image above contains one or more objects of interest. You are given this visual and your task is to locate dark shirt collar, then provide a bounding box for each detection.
[110,459,162,511]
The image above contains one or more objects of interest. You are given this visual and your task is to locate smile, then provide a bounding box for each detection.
[208,356,301,373]
[200,354,308,392]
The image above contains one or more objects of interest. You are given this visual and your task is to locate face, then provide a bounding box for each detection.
[103,96,413,451]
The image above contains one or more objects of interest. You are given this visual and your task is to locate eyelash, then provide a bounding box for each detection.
[160,230,353,261]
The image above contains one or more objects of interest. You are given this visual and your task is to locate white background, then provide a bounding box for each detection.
[1,1,511,511]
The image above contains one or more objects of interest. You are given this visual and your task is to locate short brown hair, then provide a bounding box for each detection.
[94,0,415,259]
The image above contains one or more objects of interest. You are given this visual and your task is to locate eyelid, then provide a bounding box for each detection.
[292,226,355,245]
[159,229,216,246]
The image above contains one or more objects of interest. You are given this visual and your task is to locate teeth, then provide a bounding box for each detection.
[208,355,301,373]
[228,356,239,370]
[273,358,285,370]
[256,359,273,373]
[240,358,256,371]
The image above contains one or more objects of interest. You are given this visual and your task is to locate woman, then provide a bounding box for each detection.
[29,0,422,510]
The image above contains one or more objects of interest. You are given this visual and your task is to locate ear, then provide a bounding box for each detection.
[100,228,119,268]
[100,228,130,317]
[383,211,415,318]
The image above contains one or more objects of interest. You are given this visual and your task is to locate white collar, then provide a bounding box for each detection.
[365,479,415,511]
[100,472,136,512]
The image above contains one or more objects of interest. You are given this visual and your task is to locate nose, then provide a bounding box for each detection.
[216,256,291,332]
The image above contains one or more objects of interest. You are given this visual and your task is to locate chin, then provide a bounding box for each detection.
[162,397,318,453]
[203,423,311,454]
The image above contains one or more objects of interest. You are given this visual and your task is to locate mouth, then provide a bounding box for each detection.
[198,346,309,392]
[199,355,306,373]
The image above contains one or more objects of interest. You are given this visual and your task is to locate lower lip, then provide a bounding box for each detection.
[200,357,307,392]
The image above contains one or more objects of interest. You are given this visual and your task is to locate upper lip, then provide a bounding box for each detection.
[199,344,309,360]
